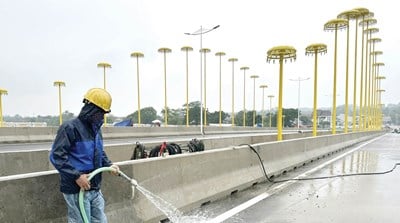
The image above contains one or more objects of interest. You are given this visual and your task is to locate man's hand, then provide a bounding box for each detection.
[76,174,90,190]
[110,164,120,176]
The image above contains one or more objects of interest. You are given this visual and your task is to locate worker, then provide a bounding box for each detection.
[50,88,119,223]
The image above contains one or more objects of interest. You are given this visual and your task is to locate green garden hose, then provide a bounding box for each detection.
[79,167,138,223]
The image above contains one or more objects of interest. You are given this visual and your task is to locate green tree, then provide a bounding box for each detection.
[167,108,185,125]
[128,107,158,124]
[186,101,201,125]
[207,110,229,124]
[235,111,262,127]
[300,115,312,126]
[271,108,298,127]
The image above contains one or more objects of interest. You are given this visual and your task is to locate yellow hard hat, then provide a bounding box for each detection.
[83,88,112,112]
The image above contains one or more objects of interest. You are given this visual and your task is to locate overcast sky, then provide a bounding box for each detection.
[1,0,398,118]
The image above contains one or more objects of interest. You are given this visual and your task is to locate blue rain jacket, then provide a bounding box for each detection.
[50,104,112,194]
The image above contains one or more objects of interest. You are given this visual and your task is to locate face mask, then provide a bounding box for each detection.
[79,103,105,127]
[90,110,105,125]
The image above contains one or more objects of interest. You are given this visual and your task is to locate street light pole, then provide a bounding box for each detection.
[250,75,259,127]
[268,95,274,128]
[260,85,268,127]
[267,46,297,141]
[201,48,211,126]
[338,10,360,133]
[289,76,310,130]
[181,46,193,127]
[324,19,348,134]
[306,43,327,137]
[240,66,249,127]
[185,25,220,134]
[359,17,377,130]
[228,58,238,126]
[97,62,111,125]
[53,81,66,125]
[0,88,8,127]
[215,52,226,127]
[158,48,172,126]
[130,52,144,125]
[356,9,375,130]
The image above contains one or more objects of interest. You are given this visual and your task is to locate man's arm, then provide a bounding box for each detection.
[50,126,81,181]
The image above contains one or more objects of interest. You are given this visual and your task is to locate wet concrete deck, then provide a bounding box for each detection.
[195,133,400,223]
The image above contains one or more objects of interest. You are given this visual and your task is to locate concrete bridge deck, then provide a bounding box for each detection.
[191,133,400,223]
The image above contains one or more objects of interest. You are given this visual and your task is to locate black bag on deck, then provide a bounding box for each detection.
[131,142,147,160]
[187,138,204,152]
[148,142,182,157]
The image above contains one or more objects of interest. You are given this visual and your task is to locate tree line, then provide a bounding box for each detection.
[4,101,400,127]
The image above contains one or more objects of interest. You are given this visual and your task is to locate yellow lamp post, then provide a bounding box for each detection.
[260,85,268,127]
[350,8,370,131]
[267,46,296,141]
[240,66,250,126]
[0,88,8,127]
[359,18,377,130]
[354,8,374,130]
[215,52,226,127]
[181,46,193,127]
[373,62,384,129]
[53,81,66,125]
[268,95,274,128]
[377,89,385,129]
[338,10,360,133]
[130,52,144,125]
[376,75,385,128]
[363,27,379,129]
[369,46,382,129]
[97,62,111,125]
[200,48,211,126]
[228,58,238,126]
[97,62,111,90]
[250,75,259,127]
[306,43,327,137]
[158,47,172,126]
[324,19,348,135]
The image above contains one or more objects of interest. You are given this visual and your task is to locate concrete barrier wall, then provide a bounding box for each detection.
[0,131,382,222]
[0,150,51,177]
[0,126,303,143]
[0,132,318,177]
[0,127,58,143]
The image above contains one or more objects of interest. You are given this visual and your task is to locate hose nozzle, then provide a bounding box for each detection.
[131,179,138,187]
[118,171,138,187]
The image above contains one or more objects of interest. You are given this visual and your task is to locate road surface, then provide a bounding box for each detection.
[183,133,400,223]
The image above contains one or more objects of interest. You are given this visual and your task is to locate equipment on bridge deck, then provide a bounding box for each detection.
[148,142,182,157]
[187,138,205,152]
[131,142,148,159]
[131,139,204,159]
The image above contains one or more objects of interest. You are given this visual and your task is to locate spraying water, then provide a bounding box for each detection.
[80,167,215,223]
[134,183,211,223]
[122,171,213,222]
